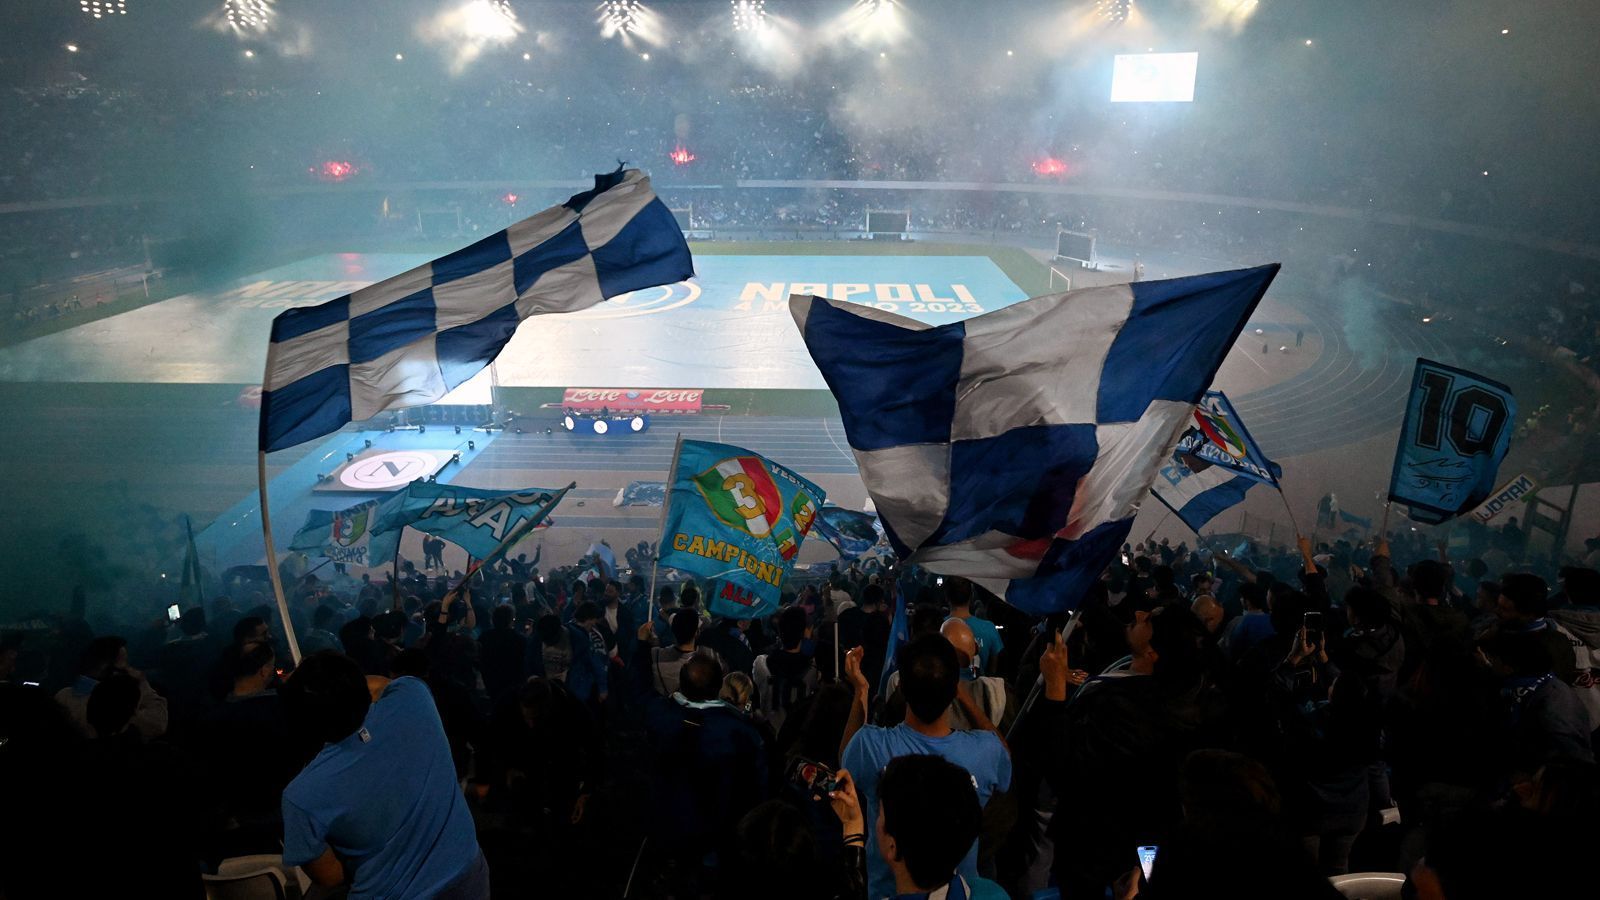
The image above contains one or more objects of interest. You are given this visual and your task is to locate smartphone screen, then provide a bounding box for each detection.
[1137,845,1158,881]
[1303,610,1323,643]
[166,603,181,623]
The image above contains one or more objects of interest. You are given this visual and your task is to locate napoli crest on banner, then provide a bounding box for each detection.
[659,440,825,618]
[1176,391,1281,486]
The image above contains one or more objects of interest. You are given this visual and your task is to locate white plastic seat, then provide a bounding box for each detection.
[1329,871,1406,900]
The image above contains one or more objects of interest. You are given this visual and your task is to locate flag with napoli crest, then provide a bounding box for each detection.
[659,440,825,618]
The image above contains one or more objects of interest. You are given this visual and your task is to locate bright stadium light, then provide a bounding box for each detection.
[80,1,128,19]
[601,0,641,34]
[829,0,906,46]
[1094,0,1132,25]
[223,0,273,34]
[731,0,766,33]
[463,0,519,40]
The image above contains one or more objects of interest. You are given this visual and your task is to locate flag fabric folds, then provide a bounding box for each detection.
[368,482,569,563]
[258,168,694,452]
[1178,391,1280,486]
[657,439,826,620]
[289,498,385,567]
[290,483,569,567]
[791,264,1279,615]
[815,505,886,559]
[1150,459,1258,534]
[1388,359,1516,525]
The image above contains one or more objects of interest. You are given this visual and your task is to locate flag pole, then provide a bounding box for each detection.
[441,483,574,606]
[391,525,405,612]
[648,433,685,627]
[257,450,304,665]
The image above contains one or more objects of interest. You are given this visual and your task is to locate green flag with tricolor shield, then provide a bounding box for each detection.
[659,439,825,619]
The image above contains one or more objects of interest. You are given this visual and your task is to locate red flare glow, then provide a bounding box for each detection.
[502,192,519,206]
[1032,157,1069,177]
[313,160,357,181]
[669,145,696,166]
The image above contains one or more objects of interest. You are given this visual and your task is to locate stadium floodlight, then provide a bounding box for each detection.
[731,0,766,32]
[1094,0,1132,24]
[592,419,609,435]
[79,1,128,19]
[224,0,272,34]
[601,0,642,34]
[462,0,519,40]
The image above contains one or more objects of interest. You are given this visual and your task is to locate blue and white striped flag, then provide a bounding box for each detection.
[258,168,693,452]
[1150,457,1258,535]
[791,265,1278,615]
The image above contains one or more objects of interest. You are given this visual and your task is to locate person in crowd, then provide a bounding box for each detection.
[595,579,634,663]
[848,754,986,900]
[199,639,296,856]
[945,577,1002,674]
[839,634,1011,900]
[1475,626,1594,768]
[1222,581,1274,660]
[478,602,527,703]
[754,604,818,730]
[638,607,724,698]
[476,676,601,894]
[702,614,757,676]
[643,653,770,894]
[547,602,610,710]
[1190,593,1225,635]
[279,652,489,899]
[54,635,168,740]
[1034,603,1223,897]
[300,604,343,655]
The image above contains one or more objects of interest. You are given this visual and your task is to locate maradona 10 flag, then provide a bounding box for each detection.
[658,440,826,618]
[1389,358,1515,525]
[791,264,1278,615]
[258,168,694,452]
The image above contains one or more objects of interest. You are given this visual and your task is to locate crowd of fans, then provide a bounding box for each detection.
[4,521,1600,898]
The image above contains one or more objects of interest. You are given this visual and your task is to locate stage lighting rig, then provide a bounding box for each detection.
[731,0,766,33]
[1094,0,1132,25]
[224,0,272,33]
[79,1,128,19]
[602,0,642,34]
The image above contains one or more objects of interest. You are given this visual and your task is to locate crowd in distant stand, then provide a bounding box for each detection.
[5,518,1600,898]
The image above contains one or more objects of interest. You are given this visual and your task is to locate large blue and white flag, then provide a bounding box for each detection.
[258,168,694,452]
[1150,457,1258,535]
[1177,391,1280,487]
[1389,358,1515,525]
[367,482,570,563]
[791,265,1279,615]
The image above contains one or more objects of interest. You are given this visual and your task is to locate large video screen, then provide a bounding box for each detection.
[1110,52,1199,103]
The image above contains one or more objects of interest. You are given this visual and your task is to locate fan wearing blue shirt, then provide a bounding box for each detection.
[840,634,1012,900]
[279,652,488,900]
[945,579,1003,675]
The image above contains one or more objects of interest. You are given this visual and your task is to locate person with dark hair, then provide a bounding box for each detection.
[637,607,724,698]
[199,639,295,856]
[1222,581,1274,660]
[871,754,985,898]
[233,615,270,647]
[338,615,388,676]
[552,602,609,709]
[701,615,757,676]
[475,676,602,894]
[1494,573,1593,736]
[66,671,207,897]
[279,652,488,898]
[945,577,1003,674]
[1476,626,1594,768]
[1034,604,1224,897]
[478,602,527,703]
[754,605,817,730]
[1340,585,1407,700]
[838,635,1011,899]
[643,651,770,895]
[300,604,343,655]
[54,634,168,740]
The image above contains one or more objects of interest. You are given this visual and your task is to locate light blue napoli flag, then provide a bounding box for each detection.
[1177,391,1280,487]
[1150,455,1260,534]
[1389,358,1515,525]
[366,482,571,563]
[289,498,387,567]
[259,168,693,452]
[815,505,885,559]
[658,440,826,619]
[791,265,1278,615]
